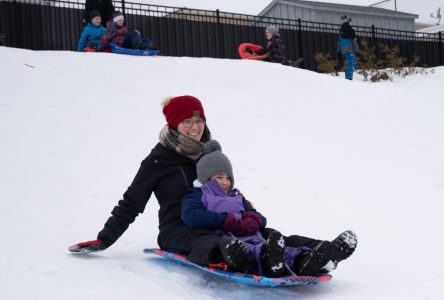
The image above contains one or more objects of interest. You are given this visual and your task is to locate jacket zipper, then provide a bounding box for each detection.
[179,166,189,189]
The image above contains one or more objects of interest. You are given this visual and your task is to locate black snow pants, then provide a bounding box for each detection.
[158,226,223,265]
[262,228,322,249]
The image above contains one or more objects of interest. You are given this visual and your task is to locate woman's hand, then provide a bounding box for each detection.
[68,239,107,253]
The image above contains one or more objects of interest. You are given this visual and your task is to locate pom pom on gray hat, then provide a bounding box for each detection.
[202,140,222,154]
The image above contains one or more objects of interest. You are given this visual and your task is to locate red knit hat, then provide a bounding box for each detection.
[162,95,206,129]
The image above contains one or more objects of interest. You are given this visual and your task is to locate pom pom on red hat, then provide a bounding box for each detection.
[162,95,206,129]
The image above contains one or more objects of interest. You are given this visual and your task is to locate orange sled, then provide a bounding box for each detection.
[238,43,265,60]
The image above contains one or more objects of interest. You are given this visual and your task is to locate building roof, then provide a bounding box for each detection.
[258,0,418,19]
[416,24,444,33]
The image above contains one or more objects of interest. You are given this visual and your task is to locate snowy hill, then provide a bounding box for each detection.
[1,46,443,299]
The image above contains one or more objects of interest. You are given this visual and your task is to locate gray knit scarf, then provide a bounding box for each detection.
[159,125,204,161]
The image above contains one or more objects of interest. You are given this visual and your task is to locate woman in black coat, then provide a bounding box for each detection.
[69,95,225,264]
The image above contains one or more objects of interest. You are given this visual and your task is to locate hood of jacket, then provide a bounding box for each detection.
[200,179,244,220]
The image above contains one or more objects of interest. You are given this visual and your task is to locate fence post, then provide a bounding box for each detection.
[439,32,443,66]
[216,9,225,58]
[297,18,304,69]
[11,0,23,48]
[371,25,380,62]
[122,0,126,15]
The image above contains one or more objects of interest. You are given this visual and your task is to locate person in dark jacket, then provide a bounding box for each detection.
[182,143,359,277]
[83,0,114,27]
[68,95,226,265]
[256,26,288,65]
[338,15,360,80]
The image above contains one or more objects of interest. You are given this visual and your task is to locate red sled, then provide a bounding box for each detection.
[144,248,332,287]
[83,47,97,52]
[238,43,265,60]
[83,47,111,53]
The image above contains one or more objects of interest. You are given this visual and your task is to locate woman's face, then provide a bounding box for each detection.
[116,19,124,27]
[176,117,205,142]
[265,31,273,40]
[210,173,232,193]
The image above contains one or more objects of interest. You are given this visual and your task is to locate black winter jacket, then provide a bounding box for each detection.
[339,22,356,39]
[257,33,287,64]
[84,0,114,26]
[97,143,198,247]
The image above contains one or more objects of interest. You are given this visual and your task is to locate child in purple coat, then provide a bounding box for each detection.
[181,141,358,277]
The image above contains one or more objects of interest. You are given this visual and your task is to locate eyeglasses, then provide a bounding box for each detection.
[181,118,205,127]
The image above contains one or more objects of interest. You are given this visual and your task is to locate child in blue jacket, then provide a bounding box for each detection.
[181,141,358,277]
[77,10,106,52]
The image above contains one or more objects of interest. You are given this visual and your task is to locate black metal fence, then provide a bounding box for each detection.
[1,0,443,71]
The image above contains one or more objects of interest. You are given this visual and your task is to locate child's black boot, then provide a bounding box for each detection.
[330,230,358,265]
[293,241,333,276]
[219,237,258,274]
[262,230,287,277]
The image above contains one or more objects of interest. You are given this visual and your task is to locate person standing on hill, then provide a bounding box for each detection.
[83,0,114,27]
[338,15,360,80]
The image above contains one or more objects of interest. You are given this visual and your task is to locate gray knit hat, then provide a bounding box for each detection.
[197,140,234,189]
[265,25,278,35]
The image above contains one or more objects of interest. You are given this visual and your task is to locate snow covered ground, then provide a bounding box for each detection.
[1,45,443,299]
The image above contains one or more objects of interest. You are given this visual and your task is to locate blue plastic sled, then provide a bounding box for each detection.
[109,44,160,56]
[144,248,332,287]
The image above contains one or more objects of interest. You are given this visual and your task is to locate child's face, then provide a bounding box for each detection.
[210,173,231,193]
[265,31,273,40]
[116,19,125,27]
[91,16,101,26]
